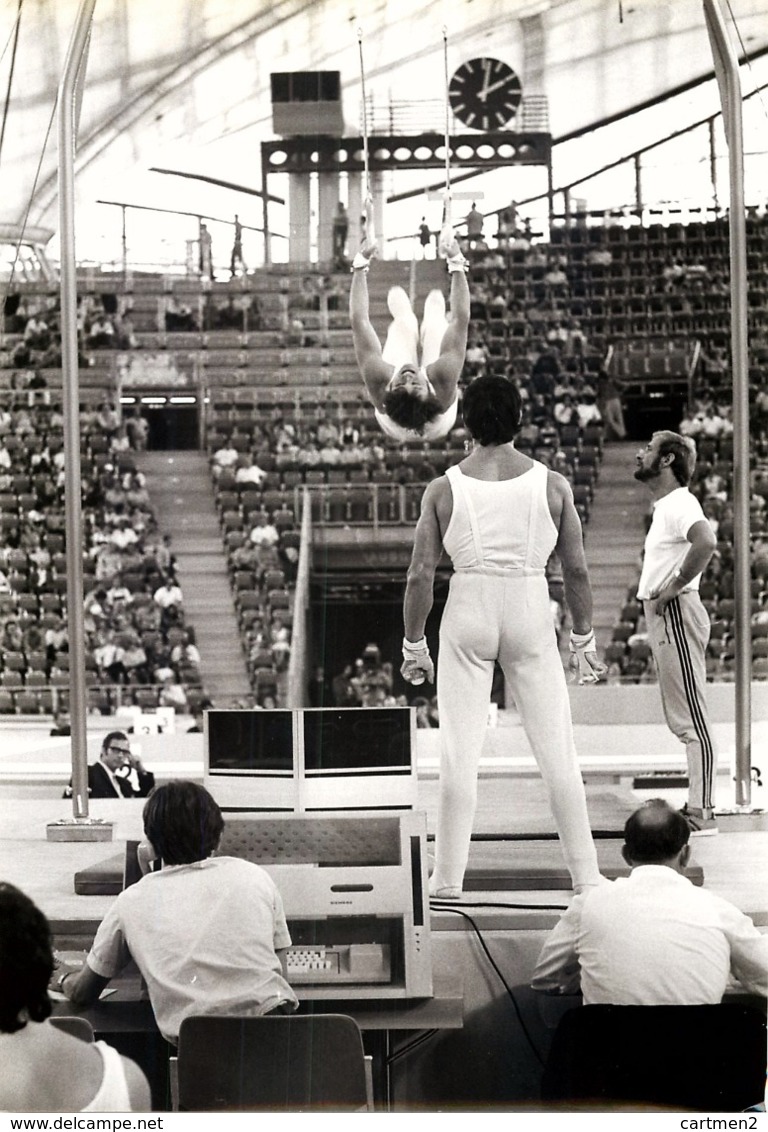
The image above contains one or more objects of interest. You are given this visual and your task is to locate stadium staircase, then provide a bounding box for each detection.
[582,440,648,649]
[134,450,252,703]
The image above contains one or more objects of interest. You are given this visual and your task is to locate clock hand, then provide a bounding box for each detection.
[478,75,517,102]
[479,59,493,101]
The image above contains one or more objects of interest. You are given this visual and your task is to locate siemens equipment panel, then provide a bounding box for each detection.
[205,709,295,810]
[205,707,417,812]
[218,811,432,1000]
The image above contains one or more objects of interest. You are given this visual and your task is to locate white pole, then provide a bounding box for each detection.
[58,0,97,819]
[703,0,752,808]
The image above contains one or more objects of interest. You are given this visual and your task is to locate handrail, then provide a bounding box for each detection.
[285,488,312,709]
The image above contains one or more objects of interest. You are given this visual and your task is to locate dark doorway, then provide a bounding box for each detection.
[143,404,199,450]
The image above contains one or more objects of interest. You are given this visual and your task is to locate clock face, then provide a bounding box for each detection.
[448,57,522,131]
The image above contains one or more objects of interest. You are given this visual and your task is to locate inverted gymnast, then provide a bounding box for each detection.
[349,202,470,440]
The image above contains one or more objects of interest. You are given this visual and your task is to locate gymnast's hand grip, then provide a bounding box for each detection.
[568,629,607,685]
[401,637,435,685]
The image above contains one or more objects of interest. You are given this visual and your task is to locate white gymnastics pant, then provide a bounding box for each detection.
[382,287,447,371]
[432,570,601,893]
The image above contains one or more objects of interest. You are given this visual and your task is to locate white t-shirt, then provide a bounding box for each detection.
[637,487,708,600]
[87,856,298,1042]
[532,866,768,1004]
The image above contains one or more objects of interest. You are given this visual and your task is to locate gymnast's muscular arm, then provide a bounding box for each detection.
[403,478,452,642]
[427,262,470,403]
[349,267,393,411]
[547,470,593,636]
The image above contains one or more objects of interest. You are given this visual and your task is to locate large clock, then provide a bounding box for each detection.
[448,57,522,131]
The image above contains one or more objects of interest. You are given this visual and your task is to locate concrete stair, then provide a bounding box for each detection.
[583,441,648,649]
[134,451,251,703]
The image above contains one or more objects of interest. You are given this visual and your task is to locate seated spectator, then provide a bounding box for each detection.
[164,297,197,332]
[465,337,487,378]
[95,401,120,439]
[586,245,612,267]
[339,418,360,447]
[118,632,151,685]
[2,619,25,653]
[315,413,339,446]
[170,631,201,672]
[153,576,183,611]
[87,314,115,349]
[249,516,279,547]
[235,454,267,487]
[0,884,150,1112]
[211,440,239,479]
[575,392,602,429]
[532,799,768,1002]
[55,782,298,1044]
[554,394,579,427]
[269,617,291,671]
[23,314,50,351]
[44,616,68,664]
[158,674,188,712]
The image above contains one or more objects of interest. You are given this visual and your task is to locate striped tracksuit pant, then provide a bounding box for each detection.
[643,592,717,811]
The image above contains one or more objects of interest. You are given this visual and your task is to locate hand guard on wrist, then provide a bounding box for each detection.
[446,252,469,273]
[351,251,372,272]
[568,629,607,686]
[401,636,434,686]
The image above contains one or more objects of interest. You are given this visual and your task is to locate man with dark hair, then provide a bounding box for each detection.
[55,781,298,1044]
[350,200,470,439]
[532,800,768,1002]
[401,374,606,900]
[63,731,154,800]
[634,430,718,834]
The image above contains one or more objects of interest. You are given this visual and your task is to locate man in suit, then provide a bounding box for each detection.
[63,731,155,800]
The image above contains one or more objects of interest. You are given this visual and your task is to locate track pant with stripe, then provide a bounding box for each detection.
[643,592,716,812]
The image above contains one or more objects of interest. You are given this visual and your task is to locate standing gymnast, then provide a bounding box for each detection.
[400,376,607,899]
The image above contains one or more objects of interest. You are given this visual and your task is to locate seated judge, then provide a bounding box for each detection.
[53,781,298,1045]
[1,883,150,1113]
[532,799,768,1003]
[63,730,155,800]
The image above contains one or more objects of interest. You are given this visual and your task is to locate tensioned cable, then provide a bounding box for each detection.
[441,25,452,235]
[0,0,23,163]
[0,0,22,69]
[724,0,768,127]
[5,87,59,297]
[357,27,370,200]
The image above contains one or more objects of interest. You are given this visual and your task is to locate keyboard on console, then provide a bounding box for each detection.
[284,942,391,985]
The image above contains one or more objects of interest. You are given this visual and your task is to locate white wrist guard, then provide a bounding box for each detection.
[568,629,606,686]
[446,252,469,274]
[351,252,370,272]
[401,636,434,686]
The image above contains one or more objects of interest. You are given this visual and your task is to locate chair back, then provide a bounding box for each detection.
[177,1013,371,1111]
[50,1016,95,1043]
[541,1003,767,1112]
